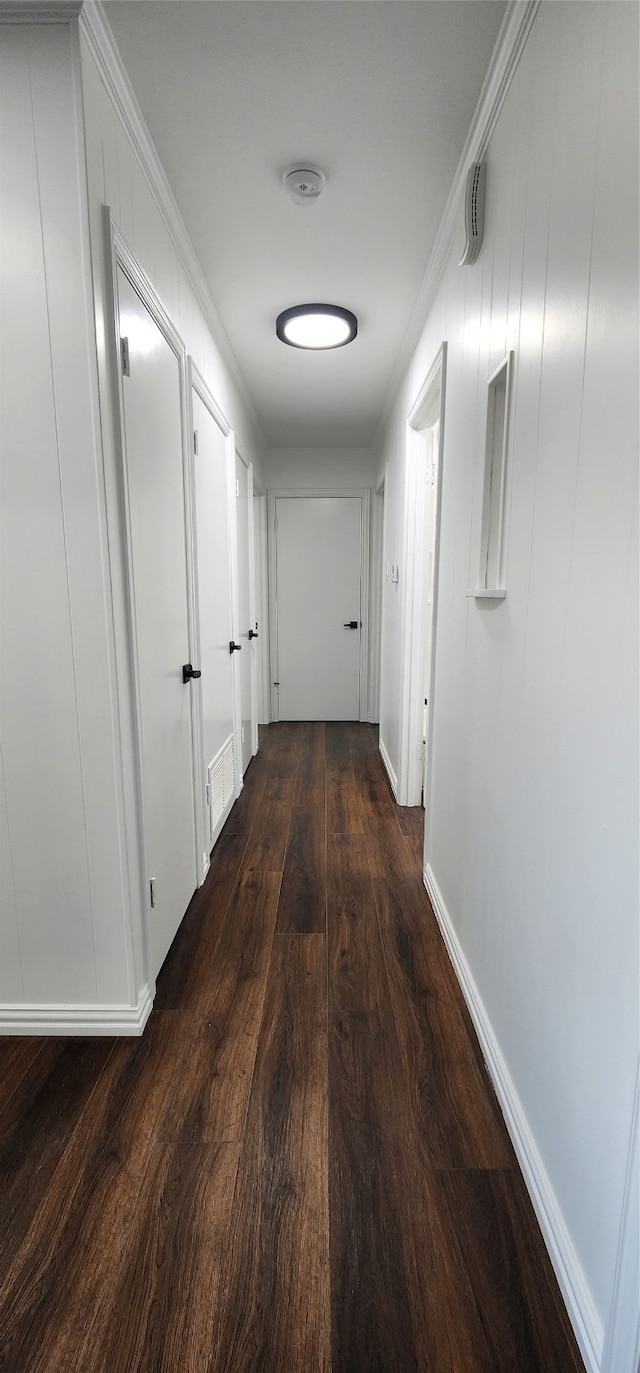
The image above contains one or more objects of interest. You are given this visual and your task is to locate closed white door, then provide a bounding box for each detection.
[192,391,236,843]
[422,419,440,805]
[235,453,253,774]
[274,496,362,721]
[117,267,197,979]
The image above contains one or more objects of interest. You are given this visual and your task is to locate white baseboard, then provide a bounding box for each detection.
[423,862,604,1373]
[0,983,154,1036]
[601,1060,639,1373]
[379,735,398,798]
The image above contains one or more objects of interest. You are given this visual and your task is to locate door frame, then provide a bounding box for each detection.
[369,473,386,724]
[187,360,243,865]
[108,216,201,984]
[252,477,271,728]
[234,448,258,767]
[267,488,371,723]
[398,343,447,822]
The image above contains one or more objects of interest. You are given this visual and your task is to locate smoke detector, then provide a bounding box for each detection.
[283,165,326,206]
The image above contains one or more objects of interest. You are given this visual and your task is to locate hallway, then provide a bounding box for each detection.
[0,723,584,1372]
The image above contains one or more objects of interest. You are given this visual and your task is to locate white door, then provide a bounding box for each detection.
[192,391,236,845]
[274,496,362,721]
[235,452,253,774]
[422,420,440,803]
[117,267,197,979]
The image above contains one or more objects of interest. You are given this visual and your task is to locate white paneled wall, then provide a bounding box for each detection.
[0,22,136,1018]
[377,2,638,1363]
[0,15,264,1029]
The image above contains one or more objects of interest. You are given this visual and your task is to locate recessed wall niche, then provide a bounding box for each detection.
[474,351,514,599]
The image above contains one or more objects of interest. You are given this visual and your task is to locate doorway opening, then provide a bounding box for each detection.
[399,344,447,860]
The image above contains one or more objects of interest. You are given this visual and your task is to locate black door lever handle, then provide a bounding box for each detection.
[229,641,242,653]
[343,621,359,629]
[182,663,202,683]
[248,629,259,640]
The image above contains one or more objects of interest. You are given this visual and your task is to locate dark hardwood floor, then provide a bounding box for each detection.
[0,722,585,1372]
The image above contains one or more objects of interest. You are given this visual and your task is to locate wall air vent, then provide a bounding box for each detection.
[207,734,236,841]
[459,162,486,266]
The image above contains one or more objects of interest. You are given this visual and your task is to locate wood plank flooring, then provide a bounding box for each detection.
[0,722,585,1373]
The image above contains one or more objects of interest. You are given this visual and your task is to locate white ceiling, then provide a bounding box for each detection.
[103,0,507,449]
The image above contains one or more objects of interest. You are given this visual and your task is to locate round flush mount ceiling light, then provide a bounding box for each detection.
[276,303,358,350]
[282,165,326,206]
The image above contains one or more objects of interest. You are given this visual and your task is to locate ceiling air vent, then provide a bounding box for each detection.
[459,162,486,266]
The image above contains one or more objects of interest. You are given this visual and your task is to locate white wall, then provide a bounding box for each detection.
[264,447,376,489]
[0,21,135,1017]
[0,13,265,1028]
[79,12,265,484]
[377,1,638,1362]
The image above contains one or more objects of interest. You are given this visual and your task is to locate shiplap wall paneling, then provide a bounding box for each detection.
[376,2,638,1363]
[0,23,136,1012]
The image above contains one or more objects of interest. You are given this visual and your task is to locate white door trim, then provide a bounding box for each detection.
[225,437,243,797]
[601,1058,640,1373]
[369,476,385,724]
[252,481,270,726]
[398,343,447,810]
[234,449,258,768]
[107,214,201,984]
[186,359,238,868]
[267,488,371,723]
[246,459,259,757]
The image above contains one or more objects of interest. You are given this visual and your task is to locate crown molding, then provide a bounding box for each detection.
[374,0,540,448]
[0,0,81,19]
[78,0,266,454]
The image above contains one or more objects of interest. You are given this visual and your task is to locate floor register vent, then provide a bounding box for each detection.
[207,735,236,840]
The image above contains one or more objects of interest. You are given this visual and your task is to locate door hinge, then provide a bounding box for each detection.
[120,336,130,377]
[149,878,156,908]
[193,429,198,455]
[205,782,210,807]
[236,479,240,498]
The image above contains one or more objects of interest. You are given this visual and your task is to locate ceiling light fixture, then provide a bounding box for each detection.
[276,303,358,350]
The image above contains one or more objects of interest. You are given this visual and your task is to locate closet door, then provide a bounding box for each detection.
[235,452,254,774]
[192,388,236,844]
[117,266,197,979]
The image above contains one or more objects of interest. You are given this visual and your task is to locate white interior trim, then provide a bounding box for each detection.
[0,984,153,1036]
[375,0,540,441]
[78,0,264,452]
[267,487,371,724]
[601,1060,640,1373]
[227,435,243,796]
[246,459,259,756]
[188,358,231,438]
[398,343,447,809]
[368,478,385,724]
[424,861,604,1373]
[252,488,271,725]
